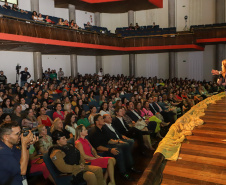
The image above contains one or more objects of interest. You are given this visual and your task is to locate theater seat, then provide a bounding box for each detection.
[43,154,87,185]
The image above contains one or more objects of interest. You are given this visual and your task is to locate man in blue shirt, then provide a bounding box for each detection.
[0,122,34,185]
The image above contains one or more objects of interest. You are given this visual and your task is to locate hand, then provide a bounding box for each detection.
[21,131,33,147]
[119,140,126,144]
[122,135,129,140]
[211,69,219,75]
[79,163,85,170]
[111,148,119,155]
[96,155,102,158]
[29,135,39,146]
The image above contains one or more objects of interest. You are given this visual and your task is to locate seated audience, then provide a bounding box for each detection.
[64,112,77,136]
[75,124,116,185]
[77,109,91,128]
[3,2,11,9]
[37,124,53,154]
[32,11,38,21]
[21,108,38,129]
[50,130,106,185]
[37,107,53,127]
[88,114,139,180]
[52,103,65,121]
[50,117,71,139]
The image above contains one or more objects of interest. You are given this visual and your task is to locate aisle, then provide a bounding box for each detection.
[162,97,226,185]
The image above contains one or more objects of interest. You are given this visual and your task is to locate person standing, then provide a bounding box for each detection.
[0,70,7,85]
[212,59,226,86]
[58,68,64,80]
[98,68,103,83]
[0,121,36,185]
[20,67,31,87]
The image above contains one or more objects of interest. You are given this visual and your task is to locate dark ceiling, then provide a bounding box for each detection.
[54,0,162,13]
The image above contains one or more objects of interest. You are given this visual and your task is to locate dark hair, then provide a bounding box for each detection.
[55,103,62,111]
[100,102,108,111]
[2,98,12,108]
[1,113,11,122]
[93,114,101,125]
[64,112,75,126]
[52,130,65,144]
[0,121,19,140]
[78,109,85,119]
[114,106,122,115]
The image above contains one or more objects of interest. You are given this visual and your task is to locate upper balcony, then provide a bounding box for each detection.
[1,7,226,56]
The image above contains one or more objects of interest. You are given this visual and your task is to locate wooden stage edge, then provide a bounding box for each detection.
[161,96,226,185]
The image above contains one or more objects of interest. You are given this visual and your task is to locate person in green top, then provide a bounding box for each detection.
[49,70,57,80]
[77,109,91,128]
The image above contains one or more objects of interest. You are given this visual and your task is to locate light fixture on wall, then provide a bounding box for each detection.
[183,15,189,31]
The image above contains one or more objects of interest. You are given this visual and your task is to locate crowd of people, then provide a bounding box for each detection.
[0,65,224,185]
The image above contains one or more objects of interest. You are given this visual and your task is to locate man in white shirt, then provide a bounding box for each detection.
[98,68,103,82]
[57,68,64,80]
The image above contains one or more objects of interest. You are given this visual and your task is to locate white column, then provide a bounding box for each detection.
[94,12,101,27]
[68,4,76,22]
[68,4,78,78]
[129,54,135,76]
[168,0,176,79]
[128,10,134,26]
[95,12,102,72]
[71,54,78,78]
[33,52,42,81]
[30,0,39,12]
[128,10,135,76]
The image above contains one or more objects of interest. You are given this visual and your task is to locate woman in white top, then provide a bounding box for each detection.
[88,105,97,125]
[20,97,29,111]
[32,11,38,21]
[37,13,44,22]
[99,102,110,116]
[64,112,77,136]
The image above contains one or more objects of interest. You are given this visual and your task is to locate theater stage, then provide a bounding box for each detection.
[162,96,226,185]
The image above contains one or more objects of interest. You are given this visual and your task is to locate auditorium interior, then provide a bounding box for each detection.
[0,0,226,185]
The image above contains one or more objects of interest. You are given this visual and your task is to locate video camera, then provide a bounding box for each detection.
[16,64,21,71]
[22,127,39,137]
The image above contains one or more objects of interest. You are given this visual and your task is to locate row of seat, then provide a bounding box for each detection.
[0,5,63,24]
[84,24,110,34]
[0,6,112,35]
[190,23,226,30]
[116,27,176,37]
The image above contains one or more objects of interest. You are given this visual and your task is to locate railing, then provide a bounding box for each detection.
[137,152,166,185]
[0,18,199,49]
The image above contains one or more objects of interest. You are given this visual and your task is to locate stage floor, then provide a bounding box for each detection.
[162,96,226,185]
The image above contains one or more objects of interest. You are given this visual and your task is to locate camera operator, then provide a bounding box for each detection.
[20,67,31,87]
[0,121,38,185]
[0,70,7,85]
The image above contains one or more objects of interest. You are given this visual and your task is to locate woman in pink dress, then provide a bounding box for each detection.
[75,124,116,185]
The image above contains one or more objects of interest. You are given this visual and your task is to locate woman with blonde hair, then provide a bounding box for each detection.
[216,59,226,86]
[50,117,71,139]
[75,125,116,185]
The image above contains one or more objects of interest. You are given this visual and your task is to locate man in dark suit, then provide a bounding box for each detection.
[126,101,157,133]
[148,96,174,124]
[112,107,146,151]
[88,114,137,180]
[102,114,134,150]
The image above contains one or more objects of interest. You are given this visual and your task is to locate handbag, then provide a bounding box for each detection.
[134,119,146,130]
